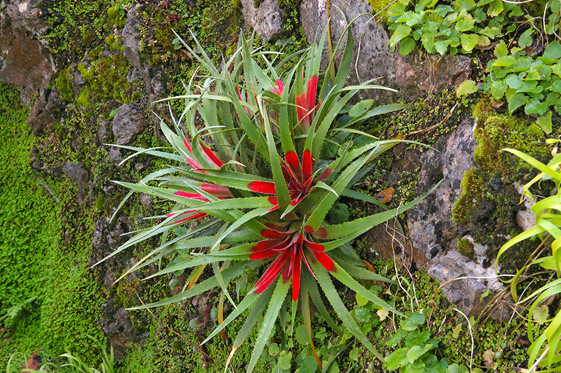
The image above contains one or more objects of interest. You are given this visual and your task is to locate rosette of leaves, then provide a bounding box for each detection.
[496,144,561,370]
[99,23,436,371]
[387,0,524,56]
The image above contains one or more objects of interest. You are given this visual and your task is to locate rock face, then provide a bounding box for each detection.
[62,163,89,185]
[112,104,146,145]
[299,0,471,101]
[406,118,508,316]
[0,1,54,97]
[240,0,285,42]
[0,0,56,134]
[121,5,153,95]
[427,250,506,317]
[407,118,478,260]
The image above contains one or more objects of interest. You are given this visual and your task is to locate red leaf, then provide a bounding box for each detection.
[302,149,312,183]
[175,190,209,201]
[305,240,324,252]
[261,228,289,238]
[315,227,328,239]
[318,168,332,182]
[252,238,288,252]
[199,141,225,168]
[272,79,284,96]
[306,76,318,118]
[200,183,232,198]
[254,251,291,292]
[184,137,192,153]
[250,248,280,260]
[291,251,302,301]
[248,181,276,194]
[185,156,202,170]
[173,212,208,224]
[285,151,302,181]
[312,251,335,272]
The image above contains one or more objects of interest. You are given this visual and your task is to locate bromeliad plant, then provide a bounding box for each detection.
[100,23,435,371]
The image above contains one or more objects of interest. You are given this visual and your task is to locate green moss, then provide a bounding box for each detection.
[457,237,475,259]
[55,68,74,102]
[366,0,393,22]
[78,54,138,105]
[452,169,484,225]
[77,86,92,109]
[473,114,546,174]
[453,100,549,258]
[368,89,473,145]
[277,0,302,8]
[0,83,106,368]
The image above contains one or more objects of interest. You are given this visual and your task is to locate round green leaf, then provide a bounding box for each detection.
[544,41,561,60]
[390,24,412,50]
[460,33,479,52]
[537,111,553,134]
[505,74,522,89]
[519,29,533,48]
[400,37,416,56]
[456,80,477,97]
[508,93,528,113]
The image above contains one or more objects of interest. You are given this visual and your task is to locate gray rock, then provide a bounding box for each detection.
[101,305,134,360]
[240,0,285,42]
[122,5,142,73]
[62,163,89,184]
[1,0,56,134]
[98,120,111,143]
[2,0,48,38]
[514,182,537,231]
[121,4,152,94]
[517,209,536,231]
[111,104,145,145]
[108,147,124,164]
[407,118,477,260]
[140,193,153,210]
[299,0,471,101]
[428,250,505,317]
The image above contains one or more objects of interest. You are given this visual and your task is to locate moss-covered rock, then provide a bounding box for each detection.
[452,98,549,266]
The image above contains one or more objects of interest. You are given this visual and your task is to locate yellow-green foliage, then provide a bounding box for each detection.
[452,169,483,225]
[474,114,545,174]
[55,68,74,102]
[0,83,106,368]
[77,54,139,104]
[457,237,475,259]
[366,0,394,21]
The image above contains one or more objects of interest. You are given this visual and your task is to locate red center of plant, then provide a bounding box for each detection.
[251,227,335,301]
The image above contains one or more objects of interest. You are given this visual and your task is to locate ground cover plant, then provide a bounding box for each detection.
[387,0,525,56]
[387,0,561,134]
[101,23,438,371]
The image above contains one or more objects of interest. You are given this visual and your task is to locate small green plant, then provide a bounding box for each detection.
[100,22,436,371]
[496,143,561,370]
[383,312,468,372]
[387,0,523,56]
[9,339,115,373]
[486,38,561,133]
